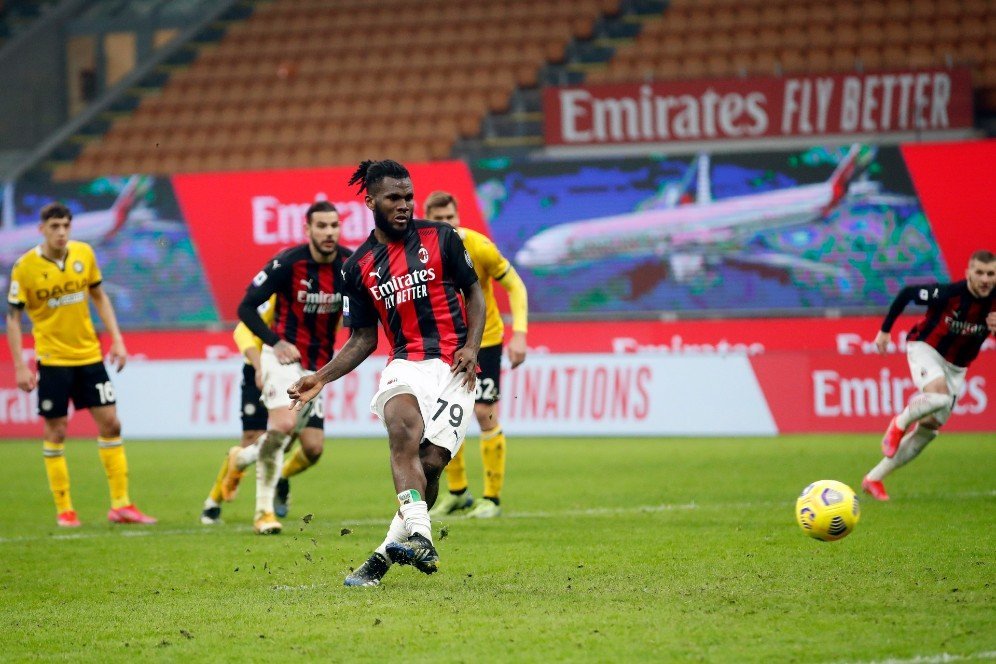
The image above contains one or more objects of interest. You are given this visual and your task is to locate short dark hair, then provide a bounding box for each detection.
[970,249,995,264]
[39,202,72,222]
[306,200,337,223]
[347,159,410,195]
[424,191,457,214]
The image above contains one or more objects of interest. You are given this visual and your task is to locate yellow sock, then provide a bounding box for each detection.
[98,437,131,509]
[481,426,506,500]
[445,444,469,494]
[281,447,314,479]
[208,452,230,503]
[43,441,73,513]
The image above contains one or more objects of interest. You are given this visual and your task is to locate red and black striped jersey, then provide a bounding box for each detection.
[881,280,995,367]
[238,244,352,371]
[341,220,478,364]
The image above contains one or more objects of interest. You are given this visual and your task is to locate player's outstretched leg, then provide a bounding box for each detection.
[253,431,287,535]
[864,425,939,501]
[883,393,949,457]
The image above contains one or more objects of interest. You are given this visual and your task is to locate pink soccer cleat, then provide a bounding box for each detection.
[108,504,158,524]
[57,510,81,528]
[881,417,907,458]
[862,476,890,501]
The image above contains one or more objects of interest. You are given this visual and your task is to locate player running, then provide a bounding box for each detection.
[863,249,996,501]
[200,296,317,524]
[222,201,350,534]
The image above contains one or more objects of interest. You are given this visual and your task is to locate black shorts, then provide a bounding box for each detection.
[37,361,114,419]
[241,363,323,431]
[475,344,502,404]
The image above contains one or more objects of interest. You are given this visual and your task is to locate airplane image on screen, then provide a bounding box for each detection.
[0,175,145,263]
[514,144,885,282]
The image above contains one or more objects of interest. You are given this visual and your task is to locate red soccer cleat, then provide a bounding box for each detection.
[108,504,158,525]
[57,510,81,528]
[881,417,907,458]
[862,476,890,501]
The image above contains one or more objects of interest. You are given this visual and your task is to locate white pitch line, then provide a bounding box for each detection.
[836,650,996,664]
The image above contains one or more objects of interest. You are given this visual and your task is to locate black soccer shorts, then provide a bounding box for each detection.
[475,344,503,405]
[37,361,115,419]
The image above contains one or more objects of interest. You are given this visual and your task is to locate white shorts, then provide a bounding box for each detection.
[260,345,313,410]
[907,340,966,396]
[370,358,476,456]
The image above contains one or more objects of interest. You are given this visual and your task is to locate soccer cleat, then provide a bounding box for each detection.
[220,446,245,502]
[254,511,282,535]
[466,498,502,519]
[861,476,890,501]
[200,505,222,525]
[56,510,81,528]
[386,533,439,575]
[881,417,907,458]
[274,478,291,518]
[428,491,474,517]
[344,552,391,587]
[108,504,158,524]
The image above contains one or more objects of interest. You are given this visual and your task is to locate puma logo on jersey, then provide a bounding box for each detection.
[369,267,382,280]
[300,278,313,289]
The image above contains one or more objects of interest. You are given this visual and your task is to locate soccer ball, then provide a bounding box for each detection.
[795,480,860,541]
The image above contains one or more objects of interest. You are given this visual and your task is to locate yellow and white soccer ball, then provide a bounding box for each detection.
[795,480,860,541]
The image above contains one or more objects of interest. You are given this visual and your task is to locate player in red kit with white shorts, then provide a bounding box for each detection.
[288,160,485,587]
[863,249,996,501]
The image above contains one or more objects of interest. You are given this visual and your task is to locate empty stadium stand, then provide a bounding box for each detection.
[15,0,996,180]
[53,0,621,179]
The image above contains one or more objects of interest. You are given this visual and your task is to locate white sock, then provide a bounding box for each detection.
[236,435,263,470]
[896,393,950,429]
[255,431,288,515]
[399,500,432,541]
[867,426,938,481]
[374,513,409,563]
[203,497,219,509]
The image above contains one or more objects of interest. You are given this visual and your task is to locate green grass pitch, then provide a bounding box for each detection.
[0,433,993,663]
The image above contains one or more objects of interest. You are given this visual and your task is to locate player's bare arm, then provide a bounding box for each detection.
[452,281,486,391]
[507,331,527,368]
[89,284,127,372]
[495,264,529,368]
[874,330,891,354]
[987,311,996,335]
[5,304,37,392]
[287,325,378,409]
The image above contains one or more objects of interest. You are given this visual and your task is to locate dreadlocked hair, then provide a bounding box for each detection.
[347,159,411,194]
